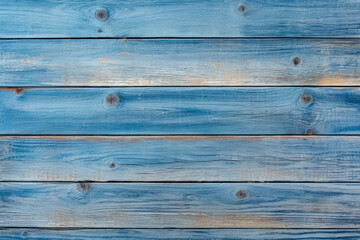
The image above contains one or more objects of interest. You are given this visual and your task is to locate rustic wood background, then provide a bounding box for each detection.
[1,0,360,239]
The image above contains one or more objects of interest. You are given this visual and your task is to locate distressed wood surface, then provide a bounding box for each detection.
[2,229,360,240]
[1,87,360,134]
[1,183,360,228]
[1,39,360,86]
[0,0,360,38]
[1,136,360,182]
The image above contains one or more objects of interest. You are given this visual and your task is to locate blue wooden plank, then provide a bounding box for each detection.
[1,183,359,228]
[1,87,360,134]
[1,39,359,86]
[1,136,360,182]
[0,0,359,38]
[2,229,360,240]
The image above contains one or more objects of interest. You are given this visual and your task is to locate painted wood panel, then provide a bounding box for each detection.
[2,229,360,240]
[1,39,359,86]
[0,0,360,38]
[1,183,360,228]
[1,87,360,134]
[1,136,360,182]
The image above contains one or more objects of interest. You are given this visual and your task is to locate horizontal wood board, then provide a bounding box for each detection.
[2,229,360,239]
[0,0,360,37]
[1,87,360,134]
[1,136,360,182]
[1,183,360,228]
[1,39,360,86]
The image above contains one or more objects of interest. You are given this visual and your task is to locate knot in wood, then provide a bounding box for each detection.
[292,56,301,66]
[235,190,247,199]
[106,93,120,107]
[108,162,116,169]
[95,9,108,21]
[15,88,24,94]
[238,4,247,13]
[301,94,313,105]
[77,182,90,193]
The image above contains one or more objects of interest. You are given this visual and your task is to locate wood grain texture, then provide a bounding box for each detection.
[1,39,360,86]
[1,183,360,228]
[1,87,360,134]
[0,0,360,38]
[2,229,360,240]
[1,136,360,182]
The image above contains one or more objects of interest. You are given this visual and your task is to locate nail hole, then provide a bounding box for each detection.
[307,130,313,135]
[98,29,103,33]
[301,94,313,105]
[76,182,90,193]
[238,4,247,13]
[106,93,120,107]
[22,231,29,237]
[108,162,116,169]
[292,57,301,66]
[95,9,108,21]
[235,190,247,199]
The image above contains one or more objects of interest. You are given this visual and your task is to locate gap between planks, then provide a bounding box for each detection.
[2,181,360,184]
[3,227,360,230]
[1,37,360,40]
[2,135,360,137]
[3,86,360,89]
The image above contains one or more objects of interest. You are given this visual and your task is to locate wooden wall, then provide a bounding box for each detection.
[1,0,360,239]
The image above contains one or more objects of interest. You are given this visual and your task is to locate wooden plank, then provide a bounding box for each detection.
[1,183,360,228]
[1,87,360,135]
[2,229,360,239]
[0,0,359,38]
[1,39,360,86]
[1,136,360,182]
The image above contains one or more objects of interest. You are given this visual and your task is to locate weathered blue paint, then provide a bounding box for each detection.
[1,183,360,228]
[0,0,359,37]
[1,39,359,86]
[1,0,358,237]
[2,229,360,240]
[1,136,360,182]
[1,87,360,134]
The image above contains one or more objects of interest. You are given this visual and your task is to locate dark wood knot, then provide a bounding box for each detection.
[15,88,24,94]
[301,94,313,105]
[95,9,108,21]
[238,4,247,13]
[235,190,247,199]
[292,57,301,66]
[106,93,120,107]
[108,162,116,169]
[77,182,90,193]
